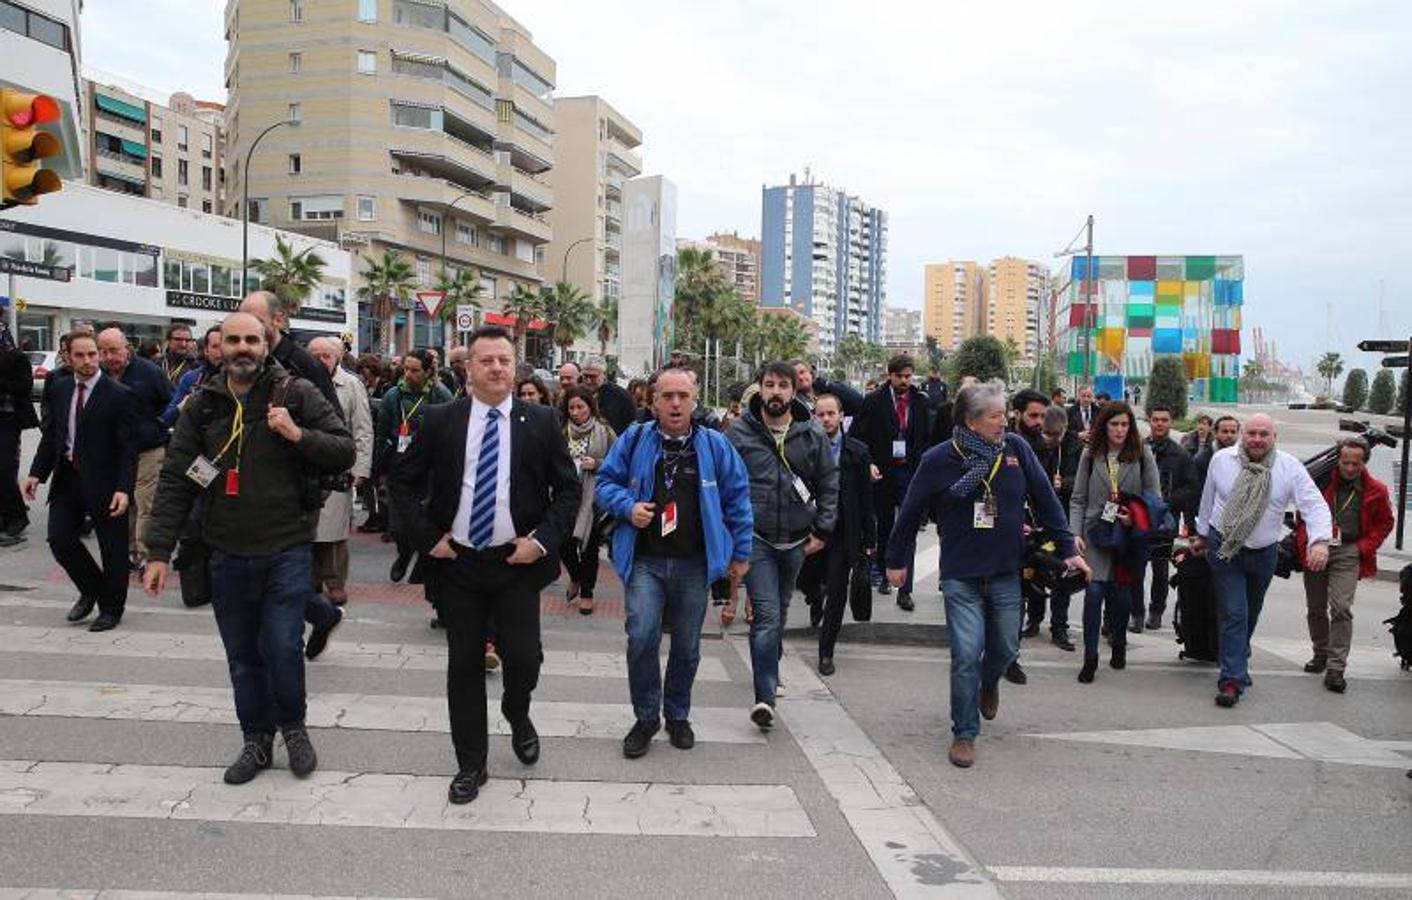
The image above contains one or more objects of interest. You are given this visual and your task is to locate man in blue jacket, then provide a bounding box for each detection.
[97,326,172,568]
[596,367,753,759]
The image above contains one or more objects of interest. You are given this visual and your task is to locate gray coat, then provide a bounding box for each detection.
[1069,446,1161,582]
[726,396,839,546]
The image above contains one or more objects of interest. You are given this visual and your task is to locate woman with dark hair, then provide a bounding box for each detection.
[515,374,552,405]
[1069,401,1160,682]
[559,384,616,614]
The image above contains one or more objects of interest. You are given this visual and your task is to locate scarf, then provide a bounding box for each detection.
[1217,445,1274,560]
[566,418,612,541]
[949,425,1004,499]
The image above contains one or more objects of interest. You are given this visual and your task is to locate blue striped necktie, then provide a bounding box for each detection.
[468,408,500,549]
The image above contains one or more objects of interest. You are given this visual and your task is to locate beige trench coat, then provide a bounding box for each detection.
[315,365,374,543]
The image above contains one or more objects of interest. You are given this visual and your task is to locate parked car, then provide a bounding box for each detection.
[27,350,59,401]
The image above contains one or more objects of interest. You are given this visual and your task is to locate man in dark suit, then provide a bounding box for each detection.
[390,325,580,805]
[22,331,138,630]
[1067,383,1098,442]
[0,328,38,543]
[849,353,929,609]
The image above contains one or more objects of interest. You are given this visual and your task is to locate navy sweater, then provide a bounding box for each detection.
[118,356,174,452]
[886,433,1076,580]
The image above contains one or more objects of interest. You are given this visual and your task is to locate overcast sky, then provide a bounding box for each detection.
[83,0,1411,373]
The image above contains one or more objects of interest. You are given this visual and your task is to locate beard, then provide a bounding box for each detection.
[764,397,789,417]
[225,354,261,380]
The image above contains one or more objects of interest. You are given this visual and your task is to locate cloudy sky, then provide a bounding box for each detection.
[83,0,1411,373]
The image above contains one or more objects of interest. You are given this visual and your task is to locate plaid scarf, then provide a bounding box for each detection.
[1217,445,1274,560]
[949,425,1004,499]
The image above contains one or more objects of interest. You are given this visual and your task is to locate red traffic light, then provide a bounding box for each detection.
[2,92,60,127]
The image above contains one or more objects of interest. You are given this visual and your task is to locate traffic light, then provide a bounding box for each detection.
[1,89,62,206]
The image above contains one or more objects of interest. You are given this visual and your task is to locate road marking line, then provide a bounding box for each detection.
[0,596,404,628]
[0,759,815,838]
[0,625,731,682]
[987,866,1412,888]
[0,890,430,899]
[730,638,1001,898]
[0,679,765,744]
[1253,636,1404,675]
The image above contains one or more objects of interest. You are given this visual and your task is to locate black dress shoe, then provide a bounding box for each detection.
[808,600,823,630]
[1021,620,1041,638]
[896,591,914,611]
[817,657,835,676]
[665,719,695,750]
[305,606,344,660]
[509,717,540,766]
[66,595,97,623]
[1303,655,1327,674]
[623,719,660,758]
[389,552,411,583]
[88,612,121,632]
[1051,631,1076,652]
[1003,660,1027,685]
[448,769,489,805]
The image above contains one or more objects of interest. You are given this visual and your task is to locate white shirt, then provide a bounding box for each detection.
[66,371,101,461]
[1197,447,1332,549]
[451,394,516,547]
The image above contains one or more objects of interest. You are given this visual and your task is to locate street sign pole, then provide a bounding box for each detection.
[5,273,16,338]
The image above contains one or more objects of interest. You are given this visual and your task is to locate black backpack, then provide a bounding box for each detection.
[1383,564,1412,670]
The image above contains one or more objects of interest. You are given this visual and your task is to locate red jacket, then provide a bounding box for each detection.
[1295,472,1395,579]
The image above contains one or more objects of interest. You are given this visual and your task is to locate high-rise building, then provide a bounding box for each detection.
[761,171,887,352]
[86,77,225,214]
[985,256,1048,363]
[881,304,922,347]
[704,231,761,304]
[922,260,984,351]
[619,175,676,376]
[545,94,641,349]
[224,0,557,351]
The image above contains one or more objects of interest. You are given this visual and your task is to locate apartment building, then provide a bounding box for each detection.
[545,94,642,316]
[761,171,887,352]
[677,231,761,305]
[87,78,225,213]
[985,256,1047,362]
[223,0,557,350]
[881,304,922,346]
[922,260,984,351]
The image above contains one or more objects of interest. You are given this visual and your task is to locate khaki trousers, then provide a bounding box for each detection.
[131,446,166,558]
[313,540,350,604]
[1302,542,1360,672]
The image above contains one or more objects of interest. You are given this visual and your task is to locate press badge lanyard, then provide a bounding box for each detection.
[659,429,693,536]
[397,391,426,451]
[1330,482,1358,545]
[953,440,1003,529]
[1101,453,1122,522]
[777,432,814,505]
[188,394,244,495]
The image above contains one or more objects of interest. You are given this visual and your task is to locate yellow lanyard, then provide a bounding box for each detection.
[1335,481,1359,518]
[1105,454,1121,498]
[164,359,185,382]
[775,433,795,478]
[216,394,245,467]
[401,392,427,428]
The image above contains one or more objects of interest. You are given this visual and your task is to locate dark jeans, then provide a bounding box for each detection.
[1025,582,1074,635]
[624,555,708,723]
[209,545,313,735]
[1133,555,1172,618]
[743,539,806,705]
[873,465,914,594]
[1082,581,1130,659]
[817,544,862,661]
[432,550,541,773]
[1206,528,1278,690]
[0,415,27,530]
[46,473,129,615]
[562,530,603,598]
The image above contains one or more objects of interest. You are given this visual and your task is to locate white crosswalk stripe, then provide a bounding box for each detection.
[0,891,428,900]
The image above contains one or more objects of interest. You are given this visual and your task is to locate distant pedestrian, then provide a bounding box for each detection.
[560,384,615,615]
[1135,403,1198,632]
[97,327,172,568]
[0,329,38,543]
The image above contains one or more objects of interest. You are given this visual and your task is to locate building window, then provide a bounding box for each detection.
[417,210,441,235]
[202,200,212,213]
[290,200,303,220]
[288,153,301,174]
[287,102,302,123]
[290,0,303,23]
[0,1,71,51]
[357,50,377,74]
[150,119,162,143]
[178,195,189,208]
[248,198,265,223]
[390,103,439,129]
[356,195,375,220]
[177,159,188,186]
[415,256,431,285]
[177,125,188,152]
[201,133,213,158]
[288,52,301,73]
[358,0,377,22]
[487,233,504,254]
[455,221,474,245]
[202,166,212,190]
[150,156,162,178]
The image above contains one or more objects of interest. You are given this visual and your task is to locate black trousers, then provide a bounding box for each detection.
[47,471,129,615]
[0,415,26,530]
[817,543,860,660]
[872,465,915,593]
[1134,556,1172,618]
[434,549,542,773]
[562,530,603,598]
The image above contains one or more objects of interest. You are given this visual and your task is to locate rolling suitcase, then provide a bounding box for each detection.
[1171,552,1219,662]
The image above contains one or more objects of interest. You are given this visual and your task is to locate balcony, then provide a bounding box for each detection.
[93,111,145,144]
[94,149,148,184]
[387,173,498,223]
[390,131,498,188]
[605,139,642,178]
[497,118,553,174]
[495,203,551,243]
[604,172,625,196]
[505,168,551,212]
[605,232,622,250]
[604,198,622,223]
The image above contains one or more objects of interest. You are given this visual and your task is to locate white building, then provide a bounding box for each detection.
[2,183,354,351]
[0,0,85,179]
[618,175,676,376]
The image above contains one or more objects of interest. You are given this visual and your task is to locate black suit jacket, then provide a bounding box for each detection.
[389,396,581,590]
[849,384,930,471]
[29,375,139,511]
[1067,402,1097,437]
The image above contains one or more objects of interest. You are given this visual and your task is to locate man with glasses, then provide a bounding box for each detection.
[581,355,636,436]
[161,324,198,385]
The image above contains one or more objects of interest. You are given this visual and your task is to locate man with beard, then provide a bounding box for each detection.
[1006,388,1051,684]
[144,312,354,784]
[161,323,198,385]
[1033,405,1083,650]
[162,326,224,427]
[1195,414,1240,493]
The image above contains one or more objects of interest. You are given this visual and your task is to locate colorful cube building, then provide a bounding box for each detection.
[1060,255,1243,403]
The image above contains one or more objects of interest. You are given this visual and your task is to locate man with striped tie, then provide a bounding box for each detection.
[390,325,581,805]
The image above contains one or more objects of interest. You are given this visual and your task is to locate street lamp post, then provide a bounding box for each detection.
[561,236,594,284]
[438,189,487,349]
[240,118,298,293]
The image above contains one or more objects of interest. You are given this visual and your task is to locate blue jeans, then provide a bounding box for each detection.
[624,555,709,723]
[941,574,1022,741]
[209,545,313,735]
[1082,581,1130,658]
[1206,528,1277,690]
[744,538,806,705]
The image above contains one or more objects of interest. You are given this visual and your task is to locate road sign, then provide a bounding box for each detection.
[414,290,446,318]
[0,257,70,282]
[1357,339,1410,353]
[1381,355,1410,368]
[455,304,476,332]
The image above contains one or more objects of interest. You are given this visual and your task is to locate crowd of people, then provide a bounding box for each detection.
[0,291,1398,799]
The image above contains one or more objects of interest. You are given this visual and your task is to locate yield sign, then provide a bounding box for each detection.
[415,290,446,318]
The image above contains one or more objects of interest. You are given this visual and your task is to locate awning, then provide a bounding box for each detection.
[95,93,147,124]
[99,168,146,187]
[484,311,547,331]
[119,139,147,159]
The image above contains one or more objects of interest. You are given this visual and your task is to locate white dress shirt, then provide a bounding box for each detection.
[1197,447,1332,549]
[451,394,516,547]
[66,371,101,461]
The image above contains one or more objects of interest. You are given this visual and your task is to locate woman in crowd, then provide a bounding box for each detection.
[516,374,553,406]
[1069,401,1160,683]
[559,385,616,615]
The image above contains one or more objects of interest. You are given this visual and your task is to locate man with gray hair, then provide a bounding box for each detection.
[582,355,636,435]
[1195,412,1331,708]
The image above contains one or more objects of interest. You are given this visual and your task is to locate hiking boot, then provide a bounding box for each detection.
[622,719,660,758]
[817,657,836,676]
[223,733,273,785]
[305,606,343,661]
[1324,670,1347,693]
[282,726,318,777]
[1303,655,1327,674]
[896,591,914,611]
[1215,681,1240,708]
[948,739,975,768]
[665,720,696,750]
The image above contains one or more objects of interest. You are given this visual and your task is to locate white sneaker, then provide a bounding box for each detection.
[750,702,774,730]
[776,678,787,696]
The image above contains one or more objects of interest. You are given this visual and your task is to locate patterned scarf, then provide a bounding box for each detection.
[949,425,1004,499]
[1217,444,1274,560]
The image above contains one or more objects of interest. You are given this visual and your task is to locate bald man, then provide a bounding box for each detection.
[98,326,173,566]
[1196,413,1331,708]
[238,291,341,414]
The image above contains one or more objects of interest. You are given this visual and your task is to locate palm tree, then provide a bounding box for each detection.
[673,247,728,355]
[502,283,545,360]
[250,234,327,314]
[3,240,66,267]
[594,295,619,360]
[539,280,597,364]
[432,268,483,348]
[358,250,415,355]
[1315,351,1344,399]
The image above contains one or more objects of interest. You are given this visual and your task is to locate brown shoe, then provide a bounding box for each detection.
[948,739,975,768]
[979,684,999,721]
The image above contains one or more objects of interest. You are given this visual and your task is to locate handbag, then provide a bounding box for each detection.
[848,562,873,622]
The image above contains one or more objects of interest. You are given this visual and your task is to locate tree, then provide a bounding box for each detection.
[357,250,415,355]
[923,335,944,373]
[539,280,596,364]
[1316,352,1344,398]
[1341,368,1369,411]
[432,268,482,348]
[748,313,808,365]
[594,295,618,360]
[673,247,731,356]
[1240,359,1267,403]
[250,234,327,313]
[950,335,1008,384]
[833,333,871,383]
[502,283,545,361]
[1368,368,1396,415]
[1147,357,1189,420]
